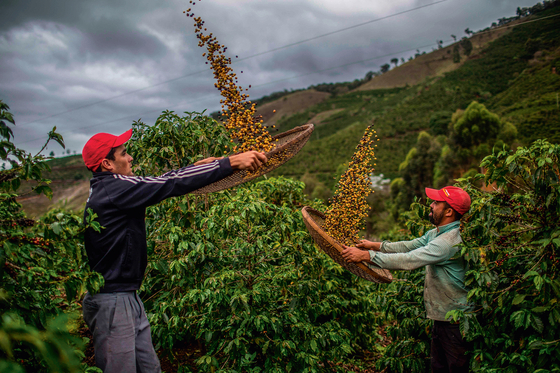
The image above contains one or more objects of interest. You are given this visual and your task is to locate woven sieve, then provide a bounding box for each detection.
[192,124,314,194]
[301,206,393,283]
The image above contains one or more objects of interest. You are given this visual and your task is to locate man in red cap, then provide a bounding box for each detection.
[81,129,266,373]
[342,186,472,373]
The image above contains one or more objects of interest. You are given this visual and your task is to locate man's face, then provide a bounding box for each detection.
[429,200,448,226]
[107,145,133,176]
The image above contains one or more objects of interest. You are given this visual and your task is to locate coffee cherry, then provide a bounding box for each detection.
[323,125,378,245]
[188,5,275,153]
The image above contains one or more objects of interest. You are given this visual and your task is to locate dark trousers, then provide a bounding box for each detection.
[431,320,469,373]
[83,291,161,373]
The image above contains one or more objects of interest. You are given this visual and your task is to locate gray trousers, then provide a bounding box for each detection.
[83,291,161,373]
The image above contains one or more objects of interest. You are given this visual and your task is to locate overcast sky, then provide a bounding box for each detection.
[0,0,538,156]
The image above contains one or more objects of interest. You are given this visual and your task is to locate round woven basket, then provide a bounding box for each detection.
[301,206,392,283]
[192,124,314,194]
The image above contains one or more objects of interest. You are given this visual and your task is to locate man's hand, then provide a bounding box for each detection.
[194,157,223,166]
[229,151,267,172]
[356,239,381,251]
[341,245,371,263]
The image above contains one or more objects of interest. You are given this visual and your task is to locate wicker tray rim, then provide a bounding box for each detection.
[191,123,314,194]
[301,206,392,283]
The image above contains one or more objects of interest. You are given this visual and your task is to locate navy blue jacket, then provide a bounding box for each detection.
[84,158,232,292]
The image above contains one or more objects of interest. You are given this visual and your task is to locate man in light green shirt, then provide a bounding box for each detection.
[342,186,472,373]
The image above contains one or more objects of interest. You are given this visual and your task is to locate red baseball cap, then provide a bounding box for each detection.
[425,186,471,215]
[82,129,133,171]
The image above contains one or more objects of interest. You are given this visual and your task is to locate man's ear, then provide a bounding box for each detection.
[101,158,113,172]
[445,207,454,217]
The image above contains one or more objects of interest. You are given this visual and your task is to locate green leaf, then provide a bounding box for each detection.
[534,276,544,291]
[0,361,24,373]
[0,330,13,358]
[51,222,62,235]
[262,340,269,354]
[531,314,544,333]
[510,311,524,329]
[64,281,78,303]
[34,185,53,199]
[523,270,539,279]
[47,127,65,149]
[528,340,543,350]
[10,178,20,192]
[512,294,526,305]
[549,309,560,326]
[310,339,318,352]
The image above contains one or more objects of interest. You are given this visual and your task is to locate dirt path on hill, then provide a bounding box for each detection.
[18,180,90,218]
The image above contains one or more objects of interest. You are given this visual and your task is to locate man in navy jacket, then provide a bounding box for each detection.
[81,129,266,372]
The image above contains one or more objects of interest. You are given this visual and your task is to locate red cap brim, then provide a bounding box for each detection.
[113,129,133,148]
[425,187,445,201]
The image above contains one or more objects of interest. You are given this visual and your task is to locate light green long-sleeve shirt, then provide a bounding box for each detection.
[366,221,472,321]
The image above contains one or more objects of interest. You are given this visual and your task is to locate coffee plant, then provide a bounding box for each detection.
[455,140,560,372]
[0,100,103,372]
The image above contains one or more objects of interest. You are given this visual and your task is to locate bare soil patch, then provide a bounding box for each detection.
[308,108,345,126]
[256,89,331,126]
[18,180,90,218]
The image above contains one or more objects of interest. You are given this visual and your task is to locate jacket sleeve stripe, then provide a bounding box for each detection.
[113,161,221,185]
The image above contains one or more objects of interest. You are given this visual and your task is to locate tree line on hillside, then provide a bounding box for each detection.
[515,0,560,20]
[266,0,560,105]
[367,0,560,76]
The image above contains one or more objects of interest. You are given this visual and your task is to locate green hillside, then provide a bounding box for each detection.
[272,6,560,192]
[491,59,560,143]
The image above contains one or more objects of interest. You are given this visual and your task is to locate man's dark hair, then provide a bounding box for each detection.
[443,201,463,221]
[94,147,117,172]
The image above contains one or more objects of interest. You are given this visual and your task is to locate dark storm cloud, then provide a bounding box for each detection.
[1,0,173,64]
[0,0,152,32]
[79,19,165,60]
